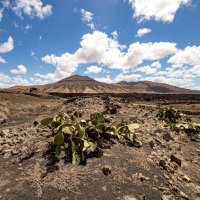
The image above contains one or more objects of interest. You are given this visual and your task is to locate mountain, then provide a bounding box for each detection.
[9,75,200,94]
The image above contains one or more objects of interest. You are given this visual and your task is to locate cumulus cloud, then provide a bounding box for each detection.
[10,65,27,75]
[42,53,78,79]
[136,28,151,37]
[85,65,102,74]
[114,73,142,82]
[0,72,30,87]
[151,61,161,68]
[168,46,200,66]
[38,30,200,89]
[135,65,158,75]
[75,31,177,69]
[135,61,161,74]
[0,36,14,53]
[141,76,194,89]
[41,31,177,82]
[129,0,191,23]
[12,0,52,19]
[0,0,52,22]
[0,36,14,63]
[95,75,113,83]
[0,73,11,87]
[80,9,95,31]
[123,42,177,68]
[33,72,59,83]
[155,45,200,89]
[135,50,200,89]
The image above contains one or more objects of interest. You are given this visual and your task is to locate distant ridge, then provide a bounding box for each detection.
[9,74,200,94]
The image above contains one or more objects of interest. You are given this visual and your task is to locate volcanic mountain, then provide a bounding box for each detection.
[9,75,200,94]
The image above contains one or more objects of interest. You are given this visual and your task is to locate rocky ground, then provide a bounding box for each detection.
[0,91,200,200]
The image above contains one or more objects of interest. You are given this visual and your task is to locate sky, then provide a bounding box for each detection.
[0,0,200,89]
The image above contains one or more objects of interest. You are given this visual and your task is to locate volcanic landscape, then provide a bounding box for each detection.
[0,75,200,200]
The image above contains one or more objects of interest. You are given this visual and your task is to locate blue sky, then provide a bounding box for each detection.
[0,0,200,89]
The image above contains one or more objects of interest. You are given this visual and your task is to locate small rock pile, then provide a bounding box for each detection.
[0,125,51,161]
[103,95,121,114]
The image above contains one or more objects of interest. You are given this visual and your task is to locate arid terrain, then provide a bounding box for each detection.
[0,88,200,200]
[2,0,200,198]
[8,75,200,94]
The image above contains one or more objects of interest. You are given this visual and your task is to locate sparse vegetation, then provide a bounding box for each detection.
[157,106,200,140]
[1,91,200,200]
[41,111,142,164]
[157,106,183,125]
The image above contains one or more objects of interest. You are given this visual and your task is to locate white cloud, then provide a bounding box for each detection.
[80,9,95,31]
[141,76,194,89]
[87,23,95,31]
[136,28,151,37]
[76,31,177,69]
[41,31,177,82]
[0,36,14,53]
[42,53,78,80]
[95,75,113,83]
[114,73,142,82]
[75,31,123,66]
[0,36,14,64]
[136,58,200,89]
[12,0,52,19]
[0,57,7,63]
[39,35,42,40]
[0,73,11,87]
[33,73,58,83]
[165,64,200,79]
[135,61,161,74]
[135,65,158,75]
[151,61,161,68]
[168,46,200,66]
[95,73,142,84]
[123,42,177,68]
[12,75,29,85]
[85,65,102,74]
[0,72,30,88]
[156,45,200,89]
[111,31,118,40]
[10,65,27,75]
[129,0,190,23]
[80,9,93,23]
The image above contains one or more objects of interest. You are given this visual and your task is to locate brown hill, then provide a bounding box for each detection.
[9,75,200,94]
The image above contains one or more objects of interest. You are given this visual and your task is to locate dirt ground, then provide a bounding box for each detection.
[0,91,200,200]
